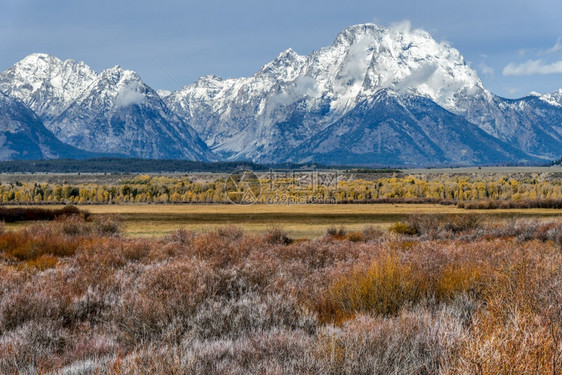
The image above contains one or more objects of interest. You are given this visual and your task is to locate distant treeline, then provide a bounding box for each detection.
[0,158,297,173]
[0,158,401,174]
[345,168,402,174]
[0,174,560,205]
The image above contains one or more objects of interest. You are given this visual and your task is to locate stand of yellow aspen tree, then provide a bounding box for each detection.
[0,174,560,204]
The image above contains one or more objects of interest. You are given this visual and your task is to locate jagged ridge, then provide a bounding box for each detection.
[0,55,214,160]
[164,23,562,164]
[1,23,562,165]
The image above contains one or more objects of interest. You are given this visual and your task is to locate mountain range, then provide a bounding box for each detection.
[1,23,561,166]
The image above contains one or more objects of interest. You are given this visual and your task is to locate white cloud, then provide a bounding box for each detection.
[339,36,372,84]
[388,20,412,35]
[395,62,438,91]
[268,76,320,108]
[503,59,562,76]
[511,38,562,61]
[546,37,562,54]
[115,83,145,107]
[478,62,495,77]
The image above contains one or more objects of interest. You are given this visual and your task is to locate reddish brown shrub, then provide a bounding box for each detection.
[0,225,80,261]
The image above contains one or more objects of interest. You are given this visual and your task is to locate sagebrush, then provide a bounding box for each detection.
[0,216,560,374]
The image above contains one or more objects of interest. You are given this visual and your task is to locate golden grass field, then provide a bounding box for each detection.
[6,203,562,238]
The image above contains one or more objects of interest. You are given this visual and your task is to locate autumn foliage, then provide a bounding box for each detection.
[0,172,561,204]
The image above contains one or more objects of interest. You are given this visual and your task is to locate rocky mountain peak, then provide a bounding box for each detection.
[333,23,384,47]
[541,89,562,106]
[0,53,97,121]
[255,48,305,81]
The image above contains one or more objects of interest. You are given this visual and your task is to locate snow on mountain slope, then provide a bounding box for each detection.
[166,48,307,155]
[1,23,561,164]
[296,23,485,113]
[541,89,562,107]
[456,94,562,158]
[51,66,214,160]
[165,23,490,160]
[287,90,540,166]
[165,23,561,163]
[0,55,214,160]
[0,53,97,123]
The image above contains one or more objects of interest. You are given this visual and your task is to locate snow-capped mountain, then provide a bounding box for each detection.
[1,23,561,165]
[0,91,96,160]
[287,90,537,166]
[165,23,488,160]
[0,53,97,123]
[164,23,562,165]
[0,55,214,160]
[164,48,308,159]
[49,66,213,159]
[540,89,562,107]
[457,93,562,158]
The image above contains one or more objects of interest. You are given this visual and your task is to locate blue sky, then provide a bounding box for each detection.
[2,0,562,98]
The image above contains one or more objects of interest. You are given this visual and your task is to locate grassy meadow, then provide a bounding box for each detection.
[3,203,562,238]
